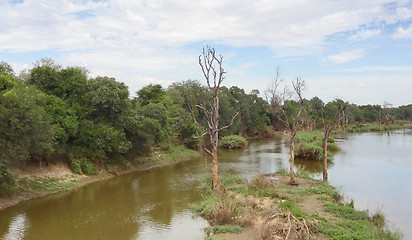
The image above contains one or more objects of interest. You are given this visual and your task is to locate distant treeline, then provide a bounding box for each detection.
[0,59,411,171]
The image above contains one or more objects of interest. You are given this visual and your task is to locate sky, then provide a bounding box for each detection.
[1,0,411,106]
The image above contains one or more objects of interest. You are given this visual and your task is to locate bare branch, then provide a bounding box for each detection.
[218,112,239,132]
[195,104,212,116]
[204,148,212,156]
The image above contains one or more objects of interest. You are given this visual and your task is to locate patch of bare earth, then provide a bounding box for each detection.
[208,174,329,240]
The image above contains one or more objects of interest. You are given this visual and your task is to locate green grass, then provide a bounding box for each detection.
[17,177,75,194]
[324,203,369,220]
[277,199,306,218]
[205,237,227,240]
[317,219,402,240]
[231,185,275,199]
[190,195,219,216]
[201,172,244,189]
[303,182,342,202]
[150,145,198,162]
[213,225,243,234]
[344,123,406,133]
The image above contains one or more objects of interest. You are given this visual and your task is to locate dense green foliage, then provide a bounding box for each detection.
[0,165,15,197]
[0,59,410,189]
[69,157,98,175]
[218,135,248,149]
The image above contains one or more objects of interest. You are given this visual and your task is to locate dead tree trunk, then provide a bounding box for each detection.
[289,132,297,184]
[321,100,347,182]
[322,130,330,181]
[196,46,238,189]
[266,68,304,186]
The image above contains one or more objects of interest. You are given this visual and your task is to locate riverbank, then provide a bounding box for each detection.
[0,145,199,211]
[192,172,402,240]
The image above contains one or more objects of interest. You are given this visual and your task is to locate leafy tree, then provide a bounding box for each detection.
[74,120,131,159]
[0,74,15,93]
[167,80,208,148]
[44,95,79,149]
[86,76,131,124]
[57,67,88,109]
[27,59,61,95]
[0,84,54,167]
[137,84,165,106]
[0,61,14,75]
[0,61,16,93]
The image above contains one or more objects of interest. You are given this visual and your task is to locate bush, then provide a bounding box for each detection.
[213,225,242,234]
[218,135,248,149]
[295,131,338,161]
[0,165,15,197]
[69,158,83,175]
[69,157,98,175]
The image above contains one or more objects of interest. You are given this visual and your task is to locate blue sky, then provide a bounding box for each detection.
[1,0,411,106]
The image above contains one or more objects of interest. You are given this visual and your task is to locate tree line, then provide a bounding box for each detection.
[0,58,411,190]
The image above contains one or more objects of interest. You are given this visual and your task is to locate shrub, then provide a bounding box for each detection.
[80,158,98,175]
[69,157,98,175]
[218,135,248,149]
[0,165,15,197]
[213,225,242,234]
[295,131,338,161]
[69,158,83,175]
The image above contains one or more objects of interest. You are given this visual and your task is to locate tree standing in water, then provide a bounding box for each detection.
[320,99,347,181]
[266,68,305,185]
[196,46,238,189]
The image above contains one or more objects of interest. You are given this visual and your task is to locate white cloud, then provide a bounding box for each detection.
[1,0,412,102]
[348,28,382,41]
[328,49,365,63]
[393,24,412,39]
[1,0,411,53]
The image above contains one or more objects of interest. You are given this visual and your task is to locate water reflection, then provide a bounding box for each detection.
[0,130,411,239]
[2,213,29,240]
[136,210,208,240]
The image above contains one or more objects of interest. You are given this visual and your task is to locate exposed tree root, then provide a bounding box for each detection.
[259,211,316,240]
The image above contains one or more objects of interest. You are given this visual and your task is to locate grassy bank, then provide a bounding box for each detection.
[192,172,402,240]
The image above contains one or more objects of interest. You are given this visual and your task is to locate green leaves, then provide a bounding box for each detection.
[0,84,54,166]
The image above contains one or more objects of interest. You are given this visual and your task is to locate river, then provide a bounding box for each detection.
[1,129,411,239]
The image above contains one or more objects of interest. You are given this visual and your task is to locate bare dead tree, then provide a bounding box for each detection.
[196,45,238,189]
[266,68,305,185]
[320,100,348,182]
[383,101,393,125]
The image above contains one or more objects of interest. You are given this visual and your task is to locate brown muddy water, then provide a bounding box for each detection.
[1,129,411,239]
